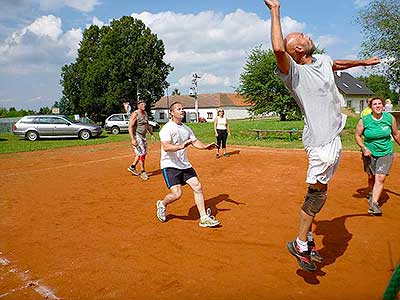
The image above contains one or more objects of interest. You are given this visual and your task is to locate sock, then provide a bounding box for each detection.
[307,231,313,242]
[296,237,308,252]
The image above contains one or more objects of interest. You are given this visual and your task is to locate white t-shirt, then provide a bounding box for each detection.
[159,121,197,169]
[277,54,347,147]
[215,116,227,130]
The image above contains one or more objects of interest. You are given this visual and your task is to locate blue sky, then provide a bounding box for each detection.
[0,0,372,110]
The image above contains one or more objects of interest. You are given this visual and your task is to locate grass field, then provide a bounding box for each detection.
[1,116,399,154]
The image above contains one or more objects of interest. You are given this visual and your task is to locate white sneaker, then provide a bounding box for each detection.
[140,171,149,180]
[199,209,220,228]
[156,200,166,222]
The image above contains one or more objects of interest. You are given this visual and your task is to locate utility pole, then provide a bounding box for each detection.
[190,73,201,122]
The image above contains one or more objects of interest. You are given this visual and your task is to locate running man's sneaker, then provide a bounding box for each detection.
[140,171,149,180]
[368,202,382,215]
[127,166,140,176]
[308,241,323,263]
[223,153,229,157]
[156,200,166,222]
[287,240,317,272]
[199,214,220,228]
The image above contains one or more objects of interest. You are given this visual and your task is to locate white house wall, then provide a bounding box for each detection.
[151,107,251,123]
[343,95,368,113]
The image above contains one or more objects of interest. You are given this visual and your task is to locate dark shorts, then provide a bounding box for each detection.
[362,154,394,175]
[162,167,198,189]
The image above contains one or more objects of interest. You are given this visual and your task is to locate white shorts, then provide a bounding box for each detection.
[133,134,147,156]
[305,135,342,184]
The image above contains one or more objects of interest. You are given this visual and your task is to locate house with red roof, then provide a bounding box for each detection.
[151,92,252,123]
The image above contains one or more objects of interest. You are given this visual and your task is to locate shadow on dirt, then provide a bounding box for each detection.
[295,213,370,284]
[167,193,245,222]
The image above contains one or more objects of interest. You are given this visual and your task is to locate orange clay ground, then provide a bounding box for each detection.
[0,141,399,300]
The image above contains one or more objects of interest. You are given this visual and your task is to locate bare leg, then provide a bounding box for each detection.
[186,177,206,218]
[298,182,327,242]
[163,185,182,206]
[372,174,386,204]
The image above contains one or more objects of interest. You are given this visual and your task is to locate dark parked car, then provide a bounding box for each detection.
[12,115,103,141]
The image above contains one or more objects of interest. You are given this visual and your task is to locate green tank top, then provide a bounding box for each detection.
[362,112,393,157]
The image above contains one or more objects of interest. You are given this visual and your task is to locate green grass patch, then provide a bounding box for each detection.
[1,117,399,154]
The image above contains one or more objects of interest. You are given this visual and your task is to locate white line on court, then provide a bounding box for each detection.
[0,254,60,299]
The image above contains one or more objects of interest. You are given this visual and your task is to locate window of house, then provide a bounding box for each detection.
[207,112,213,119]
[347,100,352,108]
[159,112,165,120]
[342,83,349,88]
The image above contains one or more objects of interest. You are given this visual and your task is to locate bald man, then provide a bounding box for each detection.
[264,0,380,272]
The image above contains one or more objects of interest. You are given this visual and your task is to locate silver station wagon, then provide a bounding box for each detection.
[12,115,103,141]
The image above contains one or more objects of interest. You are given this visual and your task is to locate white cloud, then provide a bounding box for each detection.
[131,9,305,94]
[316,35,341,49]
[37,0,99,12]
[26,15,62,40]
[91,16,105,28]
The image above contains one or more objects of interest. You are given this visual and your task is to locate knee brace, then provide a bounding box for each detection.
[139,154,146,161]
[301,187,327,217]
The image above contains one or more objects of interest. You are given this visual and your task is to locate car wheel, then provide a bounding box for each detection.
[79,129,91,140]
[111,126,120,135]
[26,130,38,141]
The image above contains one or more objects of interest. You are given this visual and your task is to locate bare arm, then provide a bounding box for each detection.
[146,122,155,139]
[264,0,291,74]
[128,112,138,146]
[355,118,371,157]
[391,115,400,146]
[192,139,217,150]
[333,56,380,71]
[214,117,218,136]
[161,139,192,152]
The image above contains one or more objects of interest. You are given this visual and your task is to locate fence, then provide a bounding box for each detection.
[0,117,21,133]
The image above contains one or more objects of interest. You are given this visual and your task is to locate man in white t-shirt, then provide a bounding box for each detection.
[156,101,220,228]
[264,0,380,272]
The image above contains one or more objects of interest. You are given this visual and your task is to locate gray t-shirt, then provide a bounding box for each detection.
[277,54,347,147]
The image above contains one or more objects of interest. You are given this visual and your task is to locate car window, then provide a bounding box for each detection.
[38,117,54,124]
[52,117,69,125]
[20,117,36,124]
[124,114,130,121]
[110,115,124,121]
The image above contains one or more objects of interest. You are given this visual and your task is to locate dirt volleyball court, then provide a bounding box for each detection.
[0,141,399,300]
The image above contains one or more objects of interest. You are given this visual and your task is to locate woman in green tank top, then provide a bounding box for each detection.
[355,97,400,215]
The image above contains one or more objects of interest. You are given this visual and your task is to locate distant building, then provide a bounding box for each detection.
[151,93,252,123]
[334,71,374,113]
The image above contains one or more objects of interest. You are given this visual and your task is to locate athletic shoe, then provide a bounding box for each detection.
[308,240,323,263]
[216,154,220,159]
[368,202,382,215]
[199,212,220,228]
[156,200,166,222]
[140,171,149,180]
[223,153,230,157]
[127,166,140,176]
[287,240,317,272]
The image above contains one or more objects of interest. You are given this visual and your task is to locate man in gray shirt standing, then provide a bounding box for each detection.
[264,0,380,272]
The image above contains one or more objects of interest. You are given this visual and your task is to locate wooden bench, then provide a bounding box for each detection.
[250,129,303,141]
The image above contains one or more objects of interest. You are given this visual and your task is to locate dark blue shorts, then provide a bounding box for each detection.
[162,167,197,189]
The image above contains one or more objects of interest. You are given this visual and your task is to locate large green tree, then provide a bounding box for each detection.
[237,47,300,121]
[60,16,173,122]
[357,0,400,91]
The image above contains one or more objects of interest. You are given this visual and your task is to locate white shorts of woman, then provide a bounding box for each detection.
[305,135,342,185]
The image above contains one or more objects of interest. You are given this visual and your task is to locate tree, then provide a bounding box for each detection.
[237,47,300,121]
[357,0,400,91]
[39,107,52,114]
[60,16,173,122]
[357,74,399,103]
[171,88,181,96]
